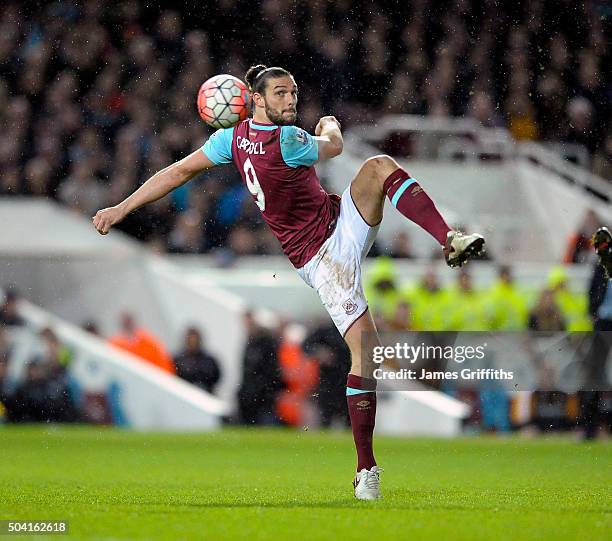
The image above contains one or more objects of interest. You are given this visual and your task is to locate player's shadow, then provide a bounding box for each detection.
[185,500,393,508]
[173,497,477,511]
[177,500,410,510]
[167,496,611,514]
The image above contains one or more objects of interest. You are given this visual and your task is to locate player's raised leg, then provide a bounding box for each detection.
[343,308,384,500]
[341,153,486,500]
[349,154,485,267]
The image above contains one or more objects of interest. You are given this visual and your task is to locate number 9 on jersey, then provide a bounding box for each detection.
[244,158,266,211]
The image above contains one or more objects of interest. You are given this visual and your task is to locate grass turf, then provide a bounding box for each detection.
[0,426,609,541]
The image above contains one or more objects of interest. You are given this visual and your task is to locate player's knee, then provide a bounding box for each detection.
[361,155,399,181]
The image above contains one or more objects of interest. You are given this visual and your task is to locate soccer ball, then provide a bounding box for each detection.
[197,74,249,129]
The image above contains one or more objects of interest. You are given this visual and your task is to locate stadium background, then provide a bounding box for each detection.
[0,1,611,540]
[2,0,610,252]
[2,0,610,431]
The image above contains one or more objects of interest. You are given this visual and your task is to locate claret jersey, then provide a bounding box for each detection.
[202,119,341,268]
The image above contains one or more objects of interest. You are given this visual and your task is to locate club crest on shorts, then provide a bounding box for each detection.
[342,299,358,315]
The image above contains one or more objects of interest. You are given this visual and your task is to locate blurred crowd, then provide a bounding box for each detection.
[365,261,592,333]
[0,321,76,423]
[0,0,610,435]
[2,259,610,437]
[0,0,610,257]
[0,293,222,423]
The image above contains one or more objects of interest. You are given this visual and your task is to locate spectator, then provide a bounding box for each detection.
[0,288,24,326]
[302,321,351,428]
[174,327,221,393]
[528,289,566,331]
[37,328,77,421]
[0,326,10,363]
[467,91,504,128]
[57,159,108,217]
[443,269,486,331]
[167,208,206,253]
[108,313,176,374]
[0,164,20,195]
[237,311,283,425]
[364,258,400,323]
[227,225,259,257]
[0,327,10,418]
[388,231,415,259]
[10,361,50,422]
[547,266,592,331]
[586,261,612,381]
[388,301,413,331]
[564,209,601,264]
[408,271,447,331]
[39,327,73,367]
[275,322,319,427]
[593,133,612,182]
[168,188,214,253]
[565,97,599,154]
[0,357,7,421]
[484,265,528,330]
[532,392,571,432]
[589,262,612,331]
[82,320,101,336]
[11,351,76,423]
[24,157,53,196]
[505,93,539,141]
[581,261,612,439]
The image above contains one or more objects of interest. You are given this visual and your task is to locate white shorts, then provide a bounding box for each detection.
[297,186,379,336]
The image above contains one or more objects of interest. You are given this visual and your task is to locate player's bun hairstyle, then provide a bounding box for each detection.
[245,64,292,94]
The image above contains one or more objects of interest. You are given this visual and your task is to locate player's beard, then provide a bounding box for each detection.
[264,102,297,126]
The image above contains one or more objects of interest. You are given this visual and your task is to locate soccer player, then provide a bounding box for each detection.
[93,64,485,500]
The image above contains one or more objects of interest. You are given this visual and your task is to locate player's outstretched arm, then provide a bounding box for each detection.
[92,149,215,235]
[314,116,343,161]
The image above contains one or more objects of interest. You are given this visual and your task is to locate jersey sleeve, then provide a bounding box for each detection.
[201,127,234,165]
[280,125,319,168]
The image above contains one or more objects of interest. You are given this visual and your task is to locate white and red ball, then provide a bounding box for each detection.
[197,74,249,129]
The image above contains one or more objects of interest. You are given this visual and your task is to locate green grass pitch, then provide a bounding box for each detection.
[0,426,609,540]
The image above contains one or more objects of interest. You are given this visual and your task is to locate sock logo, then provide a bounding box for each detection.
[410,185,423,196]
[356,399,371,409]
[342,299,358,315]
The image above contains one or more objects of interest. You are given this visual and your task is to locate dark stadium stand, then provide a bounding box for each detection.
[1,0,610,254]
